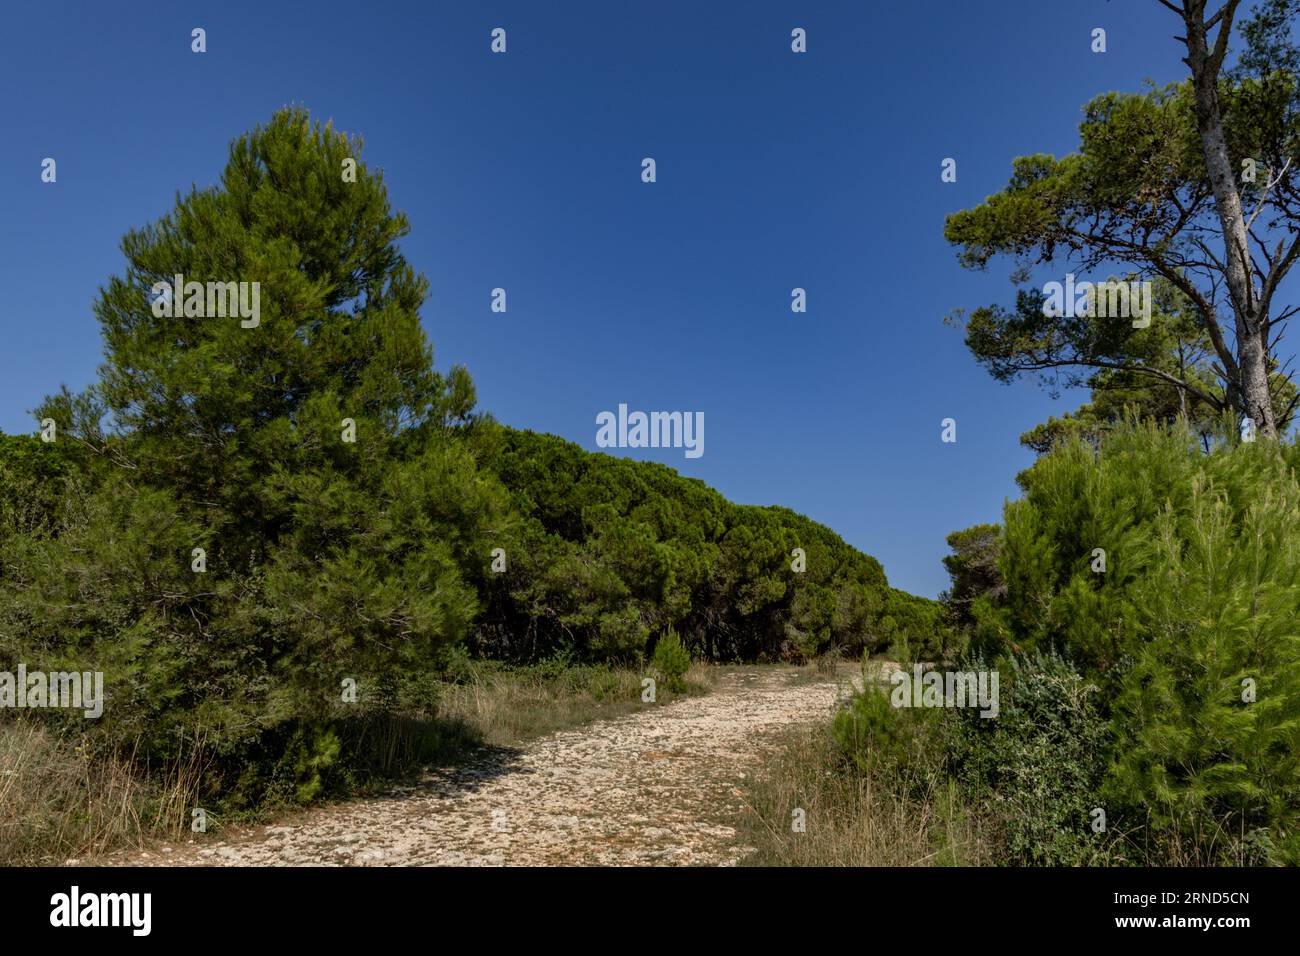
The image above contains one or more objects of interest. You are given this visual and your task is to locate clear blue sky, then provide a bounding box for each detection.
[1,0,1193,597]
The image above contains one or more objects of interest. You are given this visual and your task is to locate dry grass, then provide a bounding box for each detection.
[436,660,714,749]
[736,720,994,867]
[0,721,204,866]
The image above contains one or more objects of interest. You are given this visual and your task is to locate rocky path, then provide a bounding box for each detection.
[113,668,846,867]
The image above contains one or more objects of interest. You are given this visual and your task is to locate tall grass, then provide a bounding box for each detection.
[1,721,204,865]
[736,714,994,866]
[436,658,712,748]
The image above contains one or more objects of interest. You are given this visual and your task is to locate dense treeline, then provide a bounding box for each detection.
[473,426,919,664]
[0,418,927,746]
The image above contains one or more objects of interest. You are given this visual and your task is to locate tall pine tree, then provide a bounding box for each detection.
[7,109,504,777]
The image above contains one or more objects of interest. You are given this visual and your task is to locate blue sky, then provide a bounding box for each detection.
[1,1,1197,597]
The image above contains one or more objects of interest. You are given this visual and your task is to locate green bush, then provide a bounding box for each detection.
[946,652,1113,865]
[651,628,691,692]
[833,660,945,794]
[831,653,1115,865]
[990,422,1300,864]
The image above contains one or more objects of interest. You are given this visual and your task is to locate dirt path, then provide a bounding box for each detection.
[113,668,847,867]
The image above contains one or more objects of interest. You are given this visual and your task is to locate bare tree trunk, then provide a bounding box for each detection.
[1236,331,1277,435]
[1181,0,1278,437]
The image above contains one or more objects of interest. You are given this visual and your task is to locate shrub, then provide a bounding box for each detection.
[946,652,1113,865]
[993,422,1300,864]
[651,628,691,692]
[833,661,945,794]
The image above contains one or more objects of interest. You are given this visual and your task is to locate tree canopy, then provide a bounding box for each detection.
[946,0,1300,439]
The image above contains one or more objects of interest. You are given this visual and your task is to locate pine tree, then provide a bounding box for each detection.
[7,109,501,772]
[993,423,1300,862]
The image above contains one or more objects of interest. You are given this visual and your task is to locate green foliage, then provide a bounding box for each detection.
[832,653,1113,866]
[944,70,1300,433]
[991,422,1300,863]
[0,433,81,539]
[879,588,952,663]
[0,109,499,794]
[945,652,1113,866]
[833,680,943,789]
[473,427,908,664]
[290,726,343,804]
[651,628,691,691]
[1011,280,1298,455]
[940,523,1004,651]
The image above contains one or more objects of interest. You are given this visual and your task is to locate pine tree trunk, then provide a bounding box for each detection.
[1238,332,1277,437]
[1183,0,1278,438]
